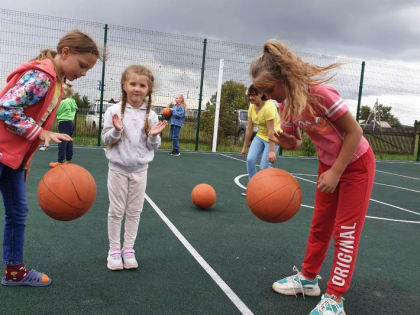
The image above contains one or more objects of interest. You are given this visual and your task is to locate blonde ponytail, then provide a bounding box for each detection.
[251,39,341,120]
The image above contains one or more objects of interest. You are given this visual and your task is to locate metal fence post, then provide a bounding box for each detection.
[97,23,108,146]
[356,61,365,122]
[195,38,207,151]
[416,121,420,162]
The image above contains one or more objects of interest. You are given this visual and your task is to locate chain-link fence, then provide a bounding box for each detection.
[1,8,419,158]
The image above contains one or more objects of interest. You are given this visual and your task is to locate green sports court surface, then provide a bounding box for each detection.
[0,147,419,314]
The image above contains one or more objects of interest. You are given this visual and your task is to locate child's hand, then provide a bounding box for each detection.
[112,114,123,131]
[39,130,72,148]
[149,120,168,136]
[270,130,297,150]
[240,147,247,157]
[267,151,276,163]
[317,169,341,193]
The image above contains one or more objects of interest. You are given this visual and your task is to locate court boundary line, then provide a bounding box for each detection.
[291,175,420,221]
[218,152,420,165]
[375,170,420,181]
[298,204,420,224]
[234,174,420,225]
[226,151,420,224]
[145,194,254,315]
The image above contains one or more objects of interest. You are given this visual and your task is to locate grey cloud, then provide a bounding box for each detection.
[2,0,420,62]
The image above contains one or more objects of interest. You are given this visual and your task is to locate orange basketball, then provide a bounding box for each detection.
[162,107,172,119]
[246,168,302,223]
[191,183,216,210]
[37,164,97,221]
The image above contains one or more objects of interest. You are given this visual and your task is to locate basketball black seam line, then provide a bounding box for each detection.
[251,187,300,219]
[40,177,84,211]
[61,166,85,202]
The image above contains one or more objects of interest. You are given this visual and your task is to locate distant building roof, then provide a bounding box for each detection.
[359,120,392,128]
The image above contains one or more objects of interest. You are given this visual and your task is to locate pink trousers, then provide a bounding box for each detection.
[107,168,147,250]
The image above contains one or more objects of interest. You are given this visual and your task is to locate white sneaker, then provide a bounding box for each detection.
[310,294,346,315]
[272,266,321,297]
[107,249,123,270]
[122,248,138,269]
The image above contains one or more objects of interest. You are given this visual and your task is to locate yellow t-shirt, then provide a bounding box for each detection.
[248,100,281,142]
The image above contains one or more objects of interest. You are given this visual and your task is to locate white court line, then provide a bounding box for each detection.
[374,182,420,193]
[300,204,420,224]
[376,160,420,165]
[235,173,420,223]
[235,174,248,190]
[232,169,420,224]
[294,174,420,194]
[376,170,420,181]
[292,175,420,217]
[223,154,420,223]
[362,216,420,224]
[145,194,254,315]
[220,153,247,163]
[369,198,420,216]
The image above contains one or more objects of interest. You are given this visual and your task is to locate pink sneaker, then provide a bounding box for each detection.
[122,248,138,269]
[107,249,123,270]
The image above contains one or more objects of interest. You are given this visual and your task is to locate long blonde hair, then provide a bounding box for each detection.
[175,94,187,108]
[250,39,340,120]
[120,65,154,136]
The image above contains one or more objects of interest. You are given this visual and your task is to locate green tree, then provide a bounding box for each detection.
[200,80,249,139]
[359,104,401,127]
[73,92,91,109]
[360,105,371,121]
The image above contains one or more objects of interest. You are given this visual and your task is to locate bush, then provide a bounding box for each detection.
[300,132,316,156]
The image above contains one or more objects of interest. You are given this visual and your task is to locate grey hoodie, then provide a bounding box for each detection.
[101,102,161,173]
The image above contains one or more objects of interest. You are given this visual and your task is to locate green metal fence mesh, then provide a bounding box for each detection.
[1,8,419,158]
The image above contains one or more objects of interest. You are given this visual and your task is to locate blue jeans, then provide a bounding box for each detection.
[246,136,279,179]
[170,125,182,151]
[58,120,74,162]
[0,163,28,265]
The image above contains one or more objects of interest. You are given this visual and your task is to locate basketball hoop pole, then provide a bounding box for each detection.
[212,59,224,152]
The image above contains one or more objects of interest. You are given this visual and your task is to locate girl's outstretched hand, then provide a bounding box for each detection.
[112,113,123,131]
[270,130,297,150]
[317,168,341,193]
[38,130,72,148]
[149,120,168,136]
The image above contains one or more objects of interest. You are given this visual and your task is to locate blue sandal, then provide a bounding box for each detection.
[1,269,52,287]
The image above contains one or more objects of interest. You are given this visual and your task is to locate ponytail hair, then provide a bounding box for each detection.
[250,39,340,120]
[31,49,57,62]
[120,64,155,136]
[32,30,100,62]
[143,94,152,136]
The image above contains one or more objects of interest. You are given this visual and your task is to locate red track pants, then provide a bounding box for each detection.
[301,147,376,298]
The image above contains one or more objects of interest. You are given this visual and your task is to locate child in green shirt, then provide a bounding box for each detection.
[49,81,77,167]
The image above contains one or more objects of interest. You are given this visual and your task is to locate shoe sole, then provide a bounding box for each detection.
[123,264,139,269]
[107,264,123,271]
[272,283,321,296]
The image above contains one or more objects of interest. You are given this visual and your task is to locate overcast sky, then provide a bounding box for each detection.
[1,0,419,125]
[2,0,420,63]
